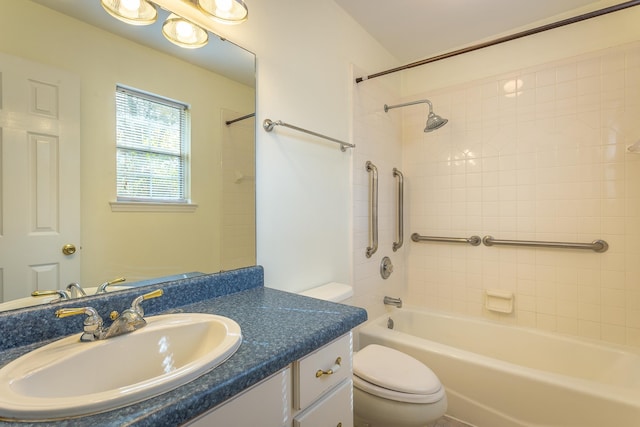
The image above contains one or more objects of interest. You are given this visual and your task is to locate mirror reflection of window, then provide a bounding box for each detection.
[115,86,191,204]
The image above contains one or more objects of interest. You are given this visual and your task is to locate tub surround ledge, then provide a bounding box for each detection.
[0,266,368,426]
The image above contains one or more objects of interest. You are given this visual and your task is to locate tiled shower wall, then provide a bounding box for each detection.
[352,71,405,322]
[222,110,256,270]
[401,41,640,347]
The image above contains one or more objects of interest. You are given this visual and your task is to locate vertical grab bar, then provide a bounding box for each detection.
[392,168,404,251]
[366,161,378,258]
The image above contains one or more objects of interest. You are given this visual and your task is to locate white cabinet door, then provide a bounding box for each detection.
[185,367,292,427]
[293,380,353,427]
[0,52,80,301]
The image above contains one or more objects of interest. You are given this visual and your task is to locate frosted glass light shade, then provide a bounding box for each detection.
[162,14,209,49]
[197,0,248,24]
[101,0,157,25]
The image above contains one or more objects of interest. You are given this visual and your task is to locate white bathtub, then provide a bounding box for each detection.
[358,308,640,427]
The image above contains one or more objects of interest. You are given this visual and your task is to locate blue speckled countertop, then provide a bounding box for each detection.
[0,266,367,426]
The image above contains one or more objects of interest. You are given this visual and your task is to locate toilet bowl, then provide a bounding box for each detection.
[353,344,447,427]
[298,283,447,427]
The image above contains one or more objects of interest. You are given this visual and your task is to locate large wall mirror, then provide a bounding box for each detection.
[0,0,256,311]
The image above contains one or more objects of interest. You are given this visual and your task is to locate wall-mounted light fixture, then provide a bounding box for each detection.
[100,0,249,49]
[162,13,209,48]
[197,0,248,24]
[101,0,158,25]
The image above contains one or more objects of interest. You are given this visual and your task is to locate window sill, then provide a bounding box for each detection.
[110,201,198,213]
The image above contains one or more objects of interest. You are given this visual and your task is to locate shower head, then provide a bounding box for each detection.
[383,99,448,133]
[425,111,448,132]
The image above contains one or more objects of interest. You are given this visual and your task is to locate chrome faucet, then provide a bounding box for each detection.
[55,289,163,342]
[55,306,104,341]
[66,282,87,299]
[96,277,127,294]
[383,296,403,308]
[103,289,163,339]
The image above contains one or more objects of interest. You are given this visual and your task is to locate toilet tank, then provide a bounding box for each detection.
[299,282,353,304]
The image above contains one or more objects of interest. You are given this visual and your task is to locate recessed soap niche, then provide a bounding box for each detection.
[484,289,514,314]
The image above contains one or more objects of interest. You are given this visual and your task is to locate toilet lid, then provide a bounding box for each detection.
[353,344,442,396]
[353,374,444,404]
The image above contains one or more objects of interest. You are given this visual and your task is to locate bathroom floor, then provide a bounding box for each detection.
[434,415,474,427]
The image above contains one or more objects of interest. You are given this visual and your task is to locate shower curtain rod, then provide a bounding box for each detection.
[225,112,255,126]
[355,0,640,83]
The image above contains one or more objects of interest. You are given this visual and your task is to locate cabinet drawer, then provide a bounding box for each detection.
[294,333,352,410]
[293,379,352,427]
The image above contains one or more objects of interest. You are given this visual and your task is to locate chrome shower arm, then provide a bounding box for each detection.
[383,98,447,132]
[384,99,433,113]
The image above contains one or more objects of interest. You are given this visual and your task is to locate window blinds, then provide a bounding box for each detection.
[115,86,188,202]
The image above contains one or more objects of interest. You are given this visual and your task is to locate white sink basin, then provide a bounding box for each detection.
[0,313,242,421]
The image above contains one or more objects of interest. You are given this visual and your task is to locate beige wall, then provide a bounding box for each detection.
[193,0,399,291]
[153,0,399,292]
[1,1,255,285]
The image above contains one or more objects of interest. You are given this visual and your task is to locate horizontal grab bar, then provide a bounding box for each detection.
[263,119,355,151]
[411,233,481,246]
[482,235,608,253]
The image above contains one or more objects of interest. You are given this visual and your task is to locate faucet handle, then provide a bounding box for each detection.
[55,307,104,341]
[130,289,164,317]
[31,289,69,301]
[142,289,164,300]
[96,277,127,294]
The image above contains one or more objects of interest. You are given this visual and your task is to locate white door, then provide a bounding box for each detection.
[0,52,80,302]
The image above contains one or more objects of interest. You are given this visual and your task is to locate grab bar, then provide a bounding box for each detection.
[366,161,378,258]
[263,118,355,151]
[482,235,609,253]
[392,168,404,251]
[411,233,482,246]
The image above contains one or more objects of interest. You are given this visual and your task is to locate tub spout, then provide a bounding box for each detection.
[383,296,402,308]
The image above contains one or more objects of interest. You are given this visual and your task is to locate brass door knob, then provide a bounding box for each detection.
[62,244,76,255]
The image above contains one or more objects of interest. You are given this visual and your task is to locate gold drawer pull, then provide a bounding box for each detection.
[315,357,342,378]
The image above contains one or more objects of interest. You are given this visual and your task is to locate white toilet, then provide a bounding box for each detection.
[352,344,447,427]
[300,283,447,427]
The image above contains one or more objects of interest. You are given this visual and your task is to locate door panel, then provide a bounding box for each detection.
[0,52,80,302]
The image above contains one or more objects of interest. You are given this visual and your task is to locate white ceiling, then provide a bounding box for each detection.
[333,0,607,64]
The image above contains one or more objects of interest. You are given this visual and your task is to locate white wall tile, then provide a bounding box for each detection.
[396,42,640,347]
[351,42,640,348]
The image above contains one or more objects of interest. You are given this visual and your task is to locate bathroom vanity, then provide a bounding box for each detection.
[188,334,353,426]
[0,267,367,426]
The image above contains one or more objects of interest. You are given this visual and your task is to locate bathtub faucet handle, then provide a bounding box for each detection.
[383,296,402,308]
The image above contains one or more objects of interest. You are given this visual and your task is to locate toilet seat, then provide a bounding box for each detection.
[353,344,445,404]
